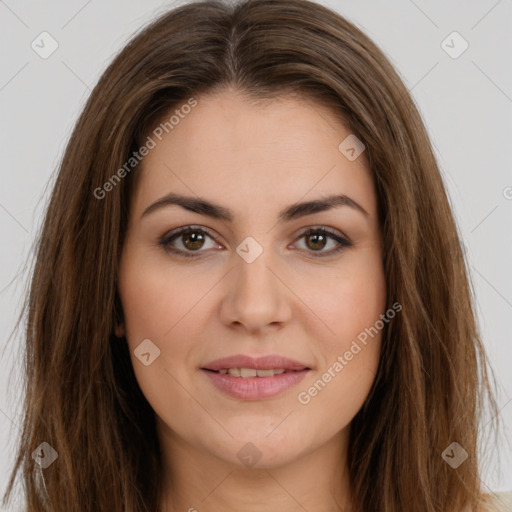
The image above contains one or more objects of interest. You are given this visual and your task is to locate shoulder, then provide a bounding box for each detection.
[477,491,512,512]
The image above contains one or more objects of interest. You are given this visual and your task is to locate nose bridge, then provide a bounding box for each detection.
[219,236,292,331]
[233,239,279,302]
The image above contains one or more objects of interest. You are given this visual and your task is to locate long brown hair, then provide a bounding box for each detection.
[2,0,502,510]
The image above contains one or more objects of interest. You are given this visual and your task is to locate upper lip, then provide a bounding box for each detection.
[202,354,311,371]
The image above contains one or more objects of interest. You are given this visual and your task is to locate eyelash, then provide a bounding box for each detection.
[158,225,353,259]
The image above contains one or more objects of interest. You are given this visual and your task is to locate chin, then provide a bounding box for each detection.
[202,424,309,469]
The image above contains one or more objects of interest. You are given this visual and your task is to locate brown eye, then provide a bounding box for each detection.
[181,230,207,250]
[304,232,328,251]
[295,227,353,257]
[159,225,352,259]
[159,226,219,258]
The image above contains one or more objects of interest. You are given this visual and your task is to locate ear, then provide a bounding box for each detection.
[114,323,126,338]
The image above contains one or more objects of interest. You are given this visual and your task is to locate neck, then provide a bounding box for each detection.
[157,423,353,512]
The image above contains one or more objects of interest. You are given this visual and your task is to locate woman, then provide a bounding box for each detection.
[2,0,510,510]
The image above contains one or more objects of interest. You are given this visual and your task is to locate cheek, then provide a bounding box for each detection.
[117,254,201,424]
[297,248,386,353]
[118,253,201,341]
[117,250,213,393]
[295,287,384,439]
[293,251,385,419]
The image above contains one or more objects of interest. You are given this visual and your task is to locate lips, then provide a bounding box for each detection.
[201,354,311,400]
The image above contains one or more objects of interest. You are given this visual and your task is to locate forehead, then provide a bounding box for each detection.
[131,90,376,221]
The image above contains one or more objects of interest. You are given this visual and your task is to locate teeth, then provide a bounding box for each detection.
[218,368,287,377]
[255,369,276,377]
[240,368,257,377]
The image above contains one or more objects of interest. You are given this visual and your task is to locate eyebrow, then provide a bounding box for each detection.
[141,192,369,222]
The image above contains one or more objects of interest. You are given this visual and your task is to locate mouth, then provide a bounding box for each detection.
[201,354,311,400]
[203,367,304,377]
[202,354,310,372]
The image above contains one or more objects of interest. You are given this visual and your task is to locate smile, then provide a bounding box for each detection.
[202,369,311,400]
[215,368,287,377]
[201,354,312,400]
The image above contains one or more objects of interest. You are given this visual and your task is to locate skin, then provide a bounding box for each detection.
[117,88,387,512]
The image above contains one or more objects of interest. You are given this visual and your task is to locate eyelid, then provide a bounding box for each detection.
[296,225,349,242]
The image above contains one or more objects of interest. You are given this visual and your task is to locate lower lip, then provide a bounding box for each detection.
[201,369,309,400]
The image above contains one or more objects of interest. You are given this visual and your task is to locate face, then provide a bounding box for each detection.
[118,89,386,472]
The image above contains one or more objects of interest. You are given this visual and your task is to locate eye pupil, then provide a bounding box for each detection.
[306,233,327,251]
[183,231,205,250]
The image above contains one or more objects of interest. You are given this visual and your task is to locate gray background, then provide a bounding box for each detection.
[1,0,511,508]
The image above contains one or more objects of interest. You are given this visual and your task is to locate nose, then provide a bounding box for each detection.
[218,247,293,335]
